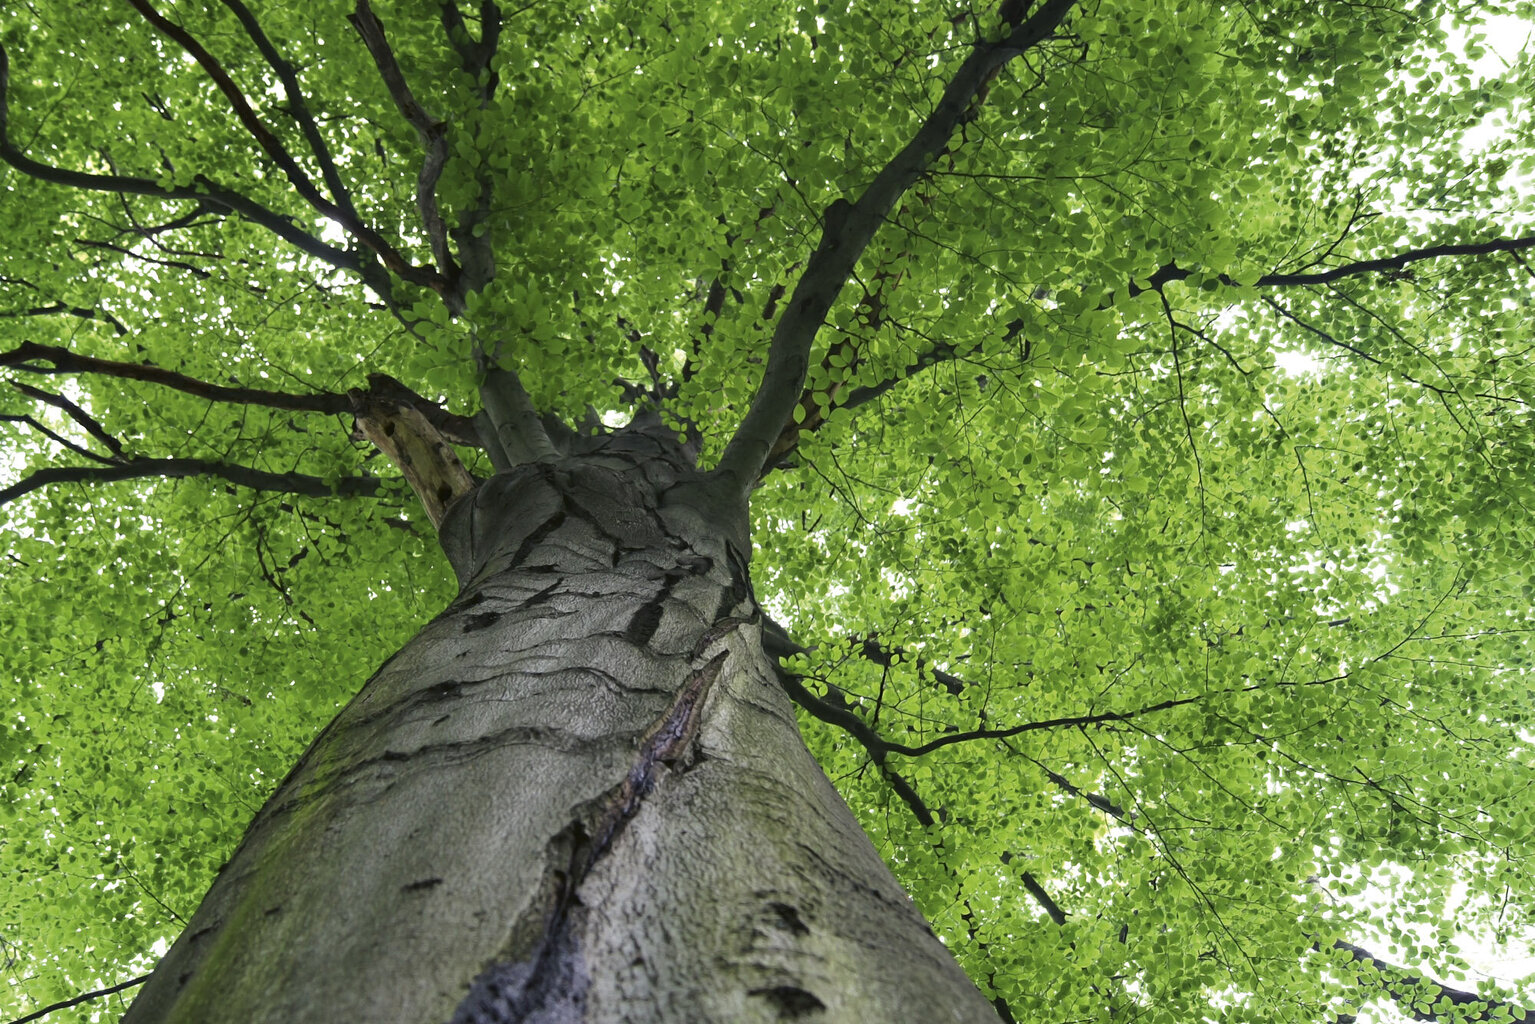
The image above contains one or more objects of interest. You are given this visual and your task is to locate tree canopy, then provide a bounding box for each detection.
[3,1,1535,1021]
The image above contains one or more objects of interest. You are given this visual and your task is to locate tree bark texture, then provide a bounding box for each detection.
[123,431,1000,1023]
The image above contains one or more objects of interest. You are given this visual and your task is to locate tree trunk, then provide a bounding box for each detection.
[123,433,1000,1023]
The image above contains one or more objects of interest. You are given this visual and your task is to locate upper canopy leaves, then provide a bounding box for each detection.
[3,1,1535,1022]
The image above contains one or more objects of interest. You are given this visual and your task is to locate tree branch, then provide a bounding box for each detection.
[437,1,503,85]
[0,457,386,507]
[0,46,354,274]
[0,412,117,464]
[430,1,504,298]
[216,0,365,228]
[475,365,557,468]
[767,318,1031,469]
[1018,871,1067,927]
[2,973,150,1024]
[880,673,1345,758]
[1331,940,1527,1023]
[9,381,124,456]
[766,620,1071,933]
[123,0,321,207]
[4,341,346,413]
[1,343,480,445]
[713,0,1077,489]
[1025,753,1130,822]
[349,0,457,285]
[350,390,476,528]
[768,615,1347,758]
[769,619,1522,1022]
[74,236,214,279]
[1130,234,1535,297]
[0,301,128,336]
[122,0,446,295]
[840,315,1030,417]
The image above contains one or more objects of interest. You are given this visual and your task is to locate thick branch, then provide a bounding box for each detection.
[776,669,899,765]
[349,1,456,281]
[767,624,1070,932]
[3,974,150,1024]
[1027,755,1130,822]
[769,616,1345,758]
[1332,940,1527,1023]
[1019,872,1067,926]
[0,162,350,278]
[0,301,128,336]
[0,412,117,464]
[770,618,1523,1023]
[1,343,479,445]
[838,317,1029,420]
[881,673,1343,757]
[10,381,124,456]
[437,1,503,82]
[4,341,346,413]
[217,0,364,228]
[350,391,475,528]
[0,457,385,507]
[124,0,323,209]
[475,365,557,468]
[123,0,446,294]
[1131,234,1535,297]
[0,47,353,273]
[436,1,503,295]
[713,0,1077,488]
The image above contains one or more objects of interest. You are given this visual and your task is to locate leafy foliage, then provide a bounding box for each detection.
[2,1,1534,1021]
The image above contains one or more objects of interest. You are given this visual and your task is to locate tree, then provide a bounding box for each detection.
[2,0,1534,1020]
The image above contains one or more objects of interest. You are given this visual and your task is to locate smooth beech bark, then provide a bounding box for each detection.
[122,427,998,1024]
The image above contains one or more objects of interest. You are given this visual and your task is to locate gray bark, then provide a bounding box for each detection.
[123,427,999,1023]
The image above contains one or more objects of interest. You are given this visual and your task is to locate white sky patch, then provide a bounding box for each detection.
[1462,12,1533,82]
[1451,11,1533,189]
[1274,348,1323,377]
[318,217,349,246]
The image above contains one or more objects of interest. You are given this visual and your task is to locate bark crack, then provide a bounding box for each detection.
[450,637,736,1024]
[574,647,729,879]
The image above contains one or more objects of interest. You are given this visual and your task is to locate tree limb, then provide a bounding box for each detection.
[1131,234,1535,297]
[437,1,503,84]
[767,616,1346,757]
[767,616,1528,1023]
[476,365,558,467]
[124,0,321,205]
[1018,871,1068,927]
[350,390,476,527]
[9,381,124,456]
[0,45,352,273]
[880,672,1345,758]
[2,973,150,1024]
[348,0,456,283]
[217,0,366,229]
[767,623,1070,932]
[0,412,118,464]
[1,343,480,445]
[0,301,128,336]
[0,456,386,507]
[713,0,1077,489]
[834,316,1031,425]
[4,341,346,413]
[1025,753,1130,822]
[1331,940,1527,1023]
[435,1,503,295]
[122,0,446,295]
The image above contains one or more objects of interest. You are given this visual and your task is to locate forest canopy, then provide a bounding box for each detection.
[2,0,1535,1021]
